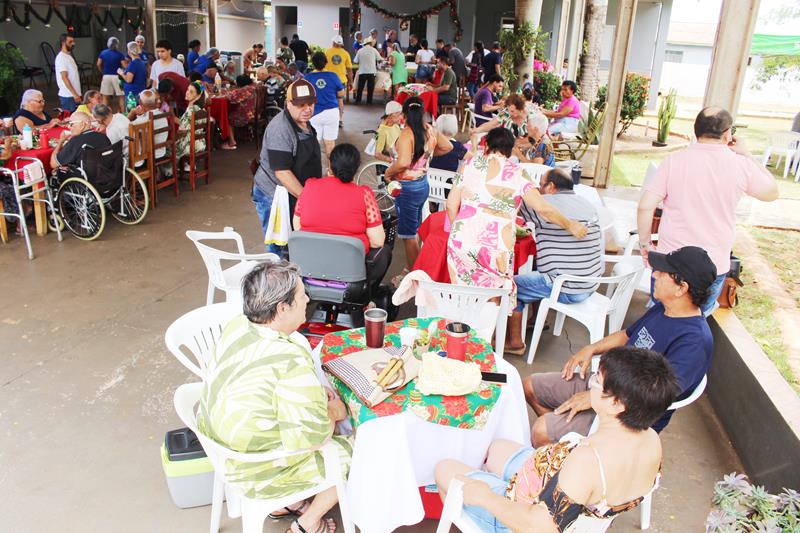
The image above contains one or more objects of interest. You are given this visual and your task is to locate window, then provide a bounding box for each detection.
[664,50,684,63]
[410,18,427,42]
[500,17,515,32]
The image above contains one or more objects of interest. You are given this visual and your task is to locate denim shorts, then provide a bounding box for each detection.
[394,177,429,239]
[462,446,535,532]
[59,96,78,113]
[514,271,593,311]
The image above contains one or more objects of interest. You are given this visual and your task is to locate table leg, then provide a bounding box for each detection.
[0,199,8,243]
[33,186,47,236]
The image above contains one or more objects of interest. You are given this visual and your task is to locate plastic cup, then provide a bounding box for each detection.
[364,308,388,348]
[445,322,469,361]
[399,327,417,347]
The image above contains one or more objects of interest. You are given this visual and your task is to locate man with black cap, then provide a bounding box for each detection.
[522,245,716,446]
[252,78,322,253]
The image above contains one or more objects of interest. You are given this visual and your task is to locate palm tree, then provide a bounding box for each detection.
[579,0,608,104]
[515,0,543,89]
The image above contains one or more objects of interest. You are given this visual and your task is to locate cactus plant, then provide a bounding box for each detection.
[656,88,677,145]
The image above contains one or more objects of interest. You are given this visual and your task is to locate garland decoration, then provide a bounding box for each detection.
[107,6,126,30]
[29,3,54,26]
[127,5,143,30]
[10,2,31,28]
[349,0,463,42]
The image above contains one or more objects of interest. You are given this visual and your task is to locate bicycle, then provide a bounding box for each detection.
[355,129,394,214]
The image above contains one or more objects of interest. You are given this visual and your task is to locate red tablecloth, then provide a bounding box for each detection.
[395,90,438,119]
[3,127,67,174]
[207,97,231,141]
[414,211,537,282]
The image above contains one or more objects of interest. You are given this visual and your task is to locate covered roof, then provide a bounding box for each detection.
[751,34,800,56]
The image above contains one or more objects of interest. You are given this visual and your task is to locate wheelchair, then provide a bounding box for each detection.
[48,141,149,241]
[356,129,395,214]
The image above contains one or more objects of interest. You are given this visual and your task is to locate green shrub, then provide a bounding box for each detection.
[0,41,25,116]
[534,70,562,110]
[595,72,650,137]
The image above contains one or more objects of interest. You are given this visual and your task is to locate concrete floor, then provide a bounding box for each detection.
[0,103,742,532]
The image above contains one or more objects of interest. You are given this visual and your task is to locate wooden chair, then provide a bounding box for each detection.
[128,120,155,206]
[149,111,178,206]
[181,109,211,191]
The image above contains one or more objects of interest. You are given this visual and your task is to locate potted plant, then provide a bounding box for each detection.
[594,72,650,138]
[0,41,25,117]
[705,472,800,532]
[499,22,545,93]
[653,88,677,147]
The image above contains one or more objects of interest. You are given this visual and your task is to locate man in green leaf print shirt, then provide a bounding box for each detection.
[200,260,351,533]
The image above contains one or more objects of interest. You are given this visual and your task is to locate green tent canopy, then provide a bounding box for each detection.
[750,34,800,56]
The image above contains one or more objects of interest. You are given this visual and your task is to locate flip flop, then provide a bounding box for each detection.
[269,499,311,519]
[504,345,527,356]
[288,518,336,533]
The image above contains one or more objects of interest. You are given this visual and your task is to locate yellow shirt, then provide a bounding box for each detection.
[325,47,352,84]
[375,123,401,156]
[76,104,90,115]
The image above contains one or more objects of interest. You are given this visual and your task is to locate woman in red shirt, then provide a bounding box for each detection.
[294,143,392,292]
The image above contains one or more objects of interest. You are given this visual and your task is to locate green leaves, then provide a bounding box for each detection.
[0,41,25,116]
[657,88,677,144]
[594,72,650,138]
[498,22,546,93]
[706,472,800,532]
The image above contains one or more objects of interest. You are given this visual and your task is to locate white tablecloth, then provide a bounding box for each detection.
[311,343,530,533]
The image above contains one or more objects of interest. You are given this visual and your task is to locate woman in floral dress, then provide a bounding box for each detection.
[446,127,586,300]
[176,81,207,161]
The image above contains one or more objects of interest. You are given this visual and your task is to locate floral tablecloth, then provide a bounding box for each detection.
[320,316,501,431]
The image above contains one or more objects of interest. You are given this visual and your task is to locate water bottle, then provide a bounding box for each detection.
[22,124,33,150]
[214,72,222,93]
[126,92,137,114]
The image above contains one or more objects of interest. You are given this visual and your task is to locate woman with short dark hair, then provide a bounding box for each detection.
[446,127,585,298]
[294,143,391,293]
[435,346,679,532]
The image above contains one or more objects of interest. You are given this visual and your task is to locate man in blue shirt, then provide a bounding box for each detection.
[97,37,126,111]
[193,48,220,75]
[522,246,717,446]
[118,41,147,102]
[186,40,201,74]
[304,52,345,165]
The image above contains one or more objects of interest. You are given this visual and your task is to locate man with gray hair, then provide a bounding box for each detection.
[50,112,111,171]
[118,41,147,101]
[200,259,352,532]
[127,89,168,160]
[97,37,126,111]
[193,47,220,75]
[92,103,130,155]
[514,112,555,166]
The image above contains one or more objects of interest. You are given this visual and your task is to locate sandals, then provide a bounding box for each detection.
[288,518,336,533]
[504,344,527,356]
[269,499,311,520]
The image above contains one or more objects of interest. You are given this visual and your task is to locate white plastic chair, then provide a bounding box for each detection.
[761,131,800,178]
[164,302,241,378]
[416,279,511,359]
[422,168,457,221]
[463,102,495,131]
[436,474,616,533]
[619,232,659,295]
[519,162,552,184]
[186,227,279,305]
[174,382,355,533]
[586,374,707,529]
[526,264,643,364]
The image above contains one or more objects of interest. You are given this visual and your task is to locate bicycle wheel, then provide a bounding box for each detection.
[356,161,394,213]
[57,177,106,241]
[111,168,149,225]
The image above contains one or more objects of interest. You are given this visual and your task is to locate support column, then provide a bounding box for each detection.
[566,0,585,80]
[703,0,761,118]
[554,0,571,77]
[144,0,157,49]
[646,0,673,109]
[516,0,544,87]
[208,0,218,48]
[593,0,638,188]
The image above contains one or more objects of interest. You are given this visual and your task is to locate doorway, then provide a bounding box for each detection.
[339,7,352,52]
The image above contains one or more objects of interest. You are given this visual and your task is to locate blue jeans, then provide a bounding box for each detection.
[251,184,284,255]
[394,178,429,239]
[59,96,78,112]
[514,271,593,311]
[463,446,535,532]
[467,81,479,98]
[649,272,727,316]
[295,60,308,73]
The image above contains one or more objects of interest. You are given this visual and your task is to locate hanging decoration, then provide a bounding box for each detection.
[0,1,147,32]
[349,0,463,43]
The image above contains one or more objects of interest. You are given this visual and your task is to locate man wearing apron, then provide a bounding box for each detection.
[253,78,323,253]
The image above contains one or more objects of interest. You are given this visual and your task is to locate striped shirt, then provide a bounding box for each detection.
[521,191,602,294]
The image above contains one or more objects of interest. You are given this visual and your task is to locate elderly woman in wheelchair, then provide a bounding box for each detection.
[47,112,149,240]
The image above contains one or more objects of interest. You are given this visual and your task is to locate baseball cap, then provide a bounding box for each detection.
[647,246,717,292]
[286,78,317,106]
[384,100,402,116]
[332,35,344,45]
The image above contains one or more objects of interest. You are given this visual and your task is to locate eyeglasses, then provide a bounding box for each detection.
[588,373,603,390]
[730,125,737,136]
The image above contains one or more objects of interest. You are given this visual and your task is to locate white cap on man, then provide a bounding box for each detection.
[332,35,344,45]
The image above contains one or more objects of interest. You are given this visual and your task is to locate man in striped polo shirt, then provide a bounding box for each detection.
[505,168,602,354]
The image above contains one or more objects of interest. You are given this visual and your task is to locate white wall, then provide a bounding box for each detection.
[186,18,209,52]
[272,0,349,50]
[218,15,266,55]
[663,43,712,65]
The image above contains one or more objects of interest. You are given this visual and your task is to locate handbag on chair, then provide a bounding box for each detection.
[717,255,743,309]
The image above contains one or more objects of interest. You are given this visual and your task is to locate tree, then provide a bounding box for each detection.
[754,0,800,87]
[578,0,608,105]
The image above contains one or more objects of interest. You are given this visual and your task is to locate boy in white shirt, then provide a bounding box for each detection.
[149,39,185,87]
[55,33,82,112]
